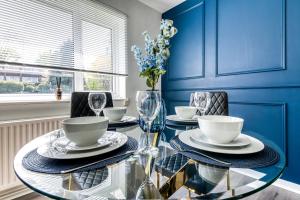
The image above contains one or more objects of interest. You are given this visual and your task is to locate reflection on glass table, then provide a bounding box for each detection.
[14,125,286,199]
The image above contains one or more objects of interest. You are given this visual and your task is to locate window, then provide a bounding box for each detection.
[81,21,113,92]
[0,0,127,101]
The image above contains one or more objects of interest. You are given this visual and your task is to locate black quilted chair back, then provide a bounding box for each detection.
[189,91,228,115]
[70,92,113,118]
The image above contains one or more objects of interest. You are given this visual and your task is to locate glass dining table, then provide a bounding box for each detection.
[14,124,286,199]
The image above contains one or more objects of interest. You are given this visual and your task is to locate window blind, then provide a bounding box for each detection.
[82,20,112,73]
[0,0,74,68]
[0,0,128,77]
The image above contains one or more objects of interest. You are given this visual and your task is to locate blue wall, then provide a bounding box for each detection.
[162,0,300,184]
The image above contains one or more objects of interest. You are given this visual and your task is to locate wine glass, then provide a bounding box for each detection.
[135,176,161,200]
[136,90,161,156]
[88,92,107,117]
[135,146,162,200]
[194,92,211,116]
[155,132,167,169]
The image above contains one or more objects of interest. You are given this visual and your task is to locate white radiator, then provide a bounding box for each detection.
[0,116,67,189]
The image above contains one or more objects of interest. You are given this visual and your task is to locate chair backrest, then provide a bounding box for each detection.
[70,92,113,118]
[189,91,228,115]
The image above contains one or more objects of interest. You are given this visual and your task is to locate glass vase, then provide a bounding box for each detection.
[138,98,166,134]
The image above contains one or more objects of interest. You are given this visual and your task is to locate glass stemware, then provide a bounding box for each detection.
[88,92,107,117]
[136,145,162,200]
[48,129,64,149]
[136,90,161,155]
[193,92,211,116]
[135,177,162,200]
[135,91,161,195]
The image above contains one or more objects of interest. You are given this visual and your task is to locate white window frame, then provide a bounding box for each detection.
[71,0,128,99]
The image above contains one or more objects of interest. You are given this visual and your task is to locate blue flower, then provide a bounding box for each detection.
[131,19,177,74]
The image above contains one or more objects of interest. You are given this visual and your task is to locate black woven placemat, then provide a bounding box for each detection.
[170,135,279,168]
[22,136,138,174]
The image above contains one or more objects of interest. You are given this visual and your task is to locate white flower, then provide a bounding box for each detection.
[170,27,177,37]
[163,29,171,38]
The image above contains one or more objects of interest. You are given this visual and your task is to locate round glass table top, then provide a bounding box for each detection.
[14,125,286,199]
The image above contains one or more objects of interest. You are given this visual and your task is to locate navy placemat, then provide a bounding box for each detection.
[170,135,279,168]
[108,119,138,129]
[22,136,138,174]
[166,118,198,126]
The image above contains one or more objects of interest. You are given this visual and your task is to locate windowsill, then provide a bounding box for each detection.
[0,94,71,106]
[0,99,71,106]
[0,95,126,106]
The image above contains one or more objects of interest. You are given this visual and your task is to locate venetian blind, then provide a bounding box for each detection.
[0,0,127,76]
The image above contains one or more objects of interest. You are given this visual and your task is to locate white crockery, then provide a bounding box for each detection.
[190,129,251,148]
[38,131,128,159]
[53,133,113,152]
[175,106,197,119]
[197,115,244,144]
[166,115,198,123]
[178,129,264,154]
[62,116,108,146]
[103,107,127,121]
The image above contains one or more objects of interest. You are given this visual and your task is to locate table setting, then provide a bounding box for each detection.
[14,19,286,199]
[103,106,138,129]
[21,92,141,175]
[166,116,279,168]
[166,92,212,128]
[162,92,281,170]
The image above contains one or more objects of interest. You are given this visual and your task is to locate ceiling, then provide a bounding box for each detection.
[138,0,185,13]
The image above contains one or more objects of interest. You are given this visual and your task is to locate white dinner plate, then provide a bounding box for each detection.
[108,116,137,124]
[178,129,264,154]
[166,115,199,123]
[52,131,116,152]
[190,129,251,148]
[37,131,128,159]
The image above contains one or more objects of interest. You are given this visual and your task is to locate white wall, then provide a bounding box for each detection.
[0,0,162,121]
[97,0,162,116]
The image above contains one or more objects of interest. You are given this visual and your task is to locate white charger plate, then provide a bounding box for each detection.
[178,129,264,154]
[37,131,128,159]
[166,115,198,123]
[52,131,116,152]
[190,129,251,148]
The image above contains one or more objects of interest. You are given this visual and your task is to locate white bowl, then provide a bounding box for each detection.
[175,106,197,119]
[62,116,109,147]
[103,107,127,121]
[197,115,244,144]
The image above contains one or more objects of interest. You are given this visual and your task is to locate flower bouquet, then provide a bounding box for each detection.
[131,19,177,90]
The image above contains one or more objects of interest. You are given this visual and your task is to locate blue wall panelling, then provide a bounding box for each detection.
[163,0,300,183]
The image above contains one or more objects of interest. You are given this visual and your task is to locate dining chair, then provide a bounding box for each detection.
[70,92,113,118]
[189,91,229,115]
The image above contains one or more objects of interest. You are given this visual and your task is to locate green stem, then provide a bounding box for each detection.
[151,71,156,91]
